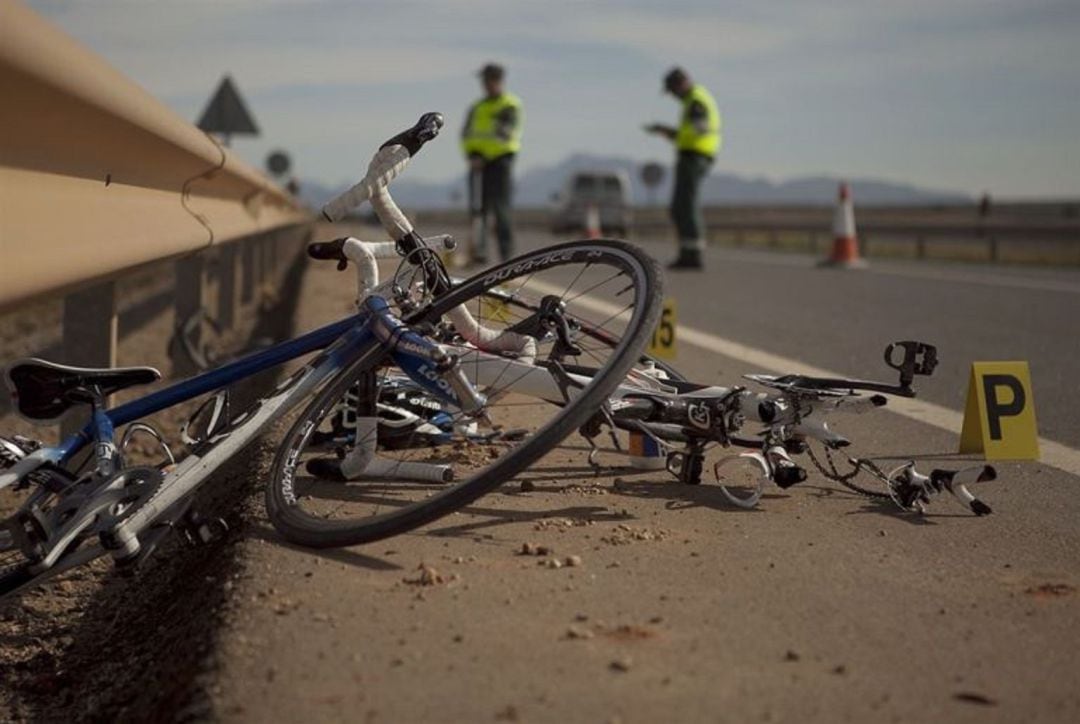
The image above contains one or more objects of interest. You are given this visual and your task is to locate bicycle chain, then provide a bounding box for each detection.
[806,444,891,500]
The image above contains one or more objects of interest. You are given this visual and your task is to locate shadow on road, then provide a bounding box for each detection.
[244,523,403,572]
[2,249,309,723]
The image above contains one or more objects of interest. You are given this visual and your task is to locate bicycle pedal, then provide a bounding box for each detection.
[180,511,229,546]
[5,507,51,563]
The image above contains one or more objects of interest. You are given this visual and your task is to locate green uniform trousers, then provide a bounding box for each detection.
[669,151,713,250]
[469,153,516,262]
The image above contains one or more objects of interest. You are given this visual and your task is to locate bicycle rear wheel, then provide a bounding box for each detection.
[266,239,662,547]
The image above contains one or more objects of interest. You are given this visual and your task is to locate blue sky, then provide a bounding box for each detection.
[28,0,1080,197]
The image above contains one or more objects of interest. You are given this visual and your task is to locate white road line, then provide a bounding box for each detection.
[528,278,1080,478]
[708,246,1080,295]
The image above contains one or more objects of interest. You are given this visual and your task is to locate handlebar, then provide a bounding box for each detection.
[379,111,445,155]
[854,459,996,516]
[321,112,445,224]
[308,235,457,270]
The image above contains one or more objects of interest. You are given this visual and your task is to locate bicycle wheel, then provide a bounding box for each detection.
[266,239,662,547]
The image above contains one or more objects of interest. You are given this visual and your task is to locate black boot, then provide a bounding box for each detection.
[667,248,703,270]
[306,457,349,481]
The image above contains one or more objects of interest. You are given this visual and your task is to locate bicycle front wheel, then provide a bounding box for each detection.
[266,239,662,547]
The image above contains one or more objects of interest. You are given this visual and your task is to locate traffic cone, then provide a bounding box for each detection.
[584,203,602,239]
[820,182,866,268]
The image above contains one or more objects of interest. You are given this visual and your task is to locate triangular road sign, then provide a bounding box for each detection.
[197,75,259,139]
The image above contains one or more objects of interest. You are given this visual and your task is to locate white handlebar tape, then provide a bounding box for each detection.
[321,145,412,222]
[342,234,460,305]
[371,183,412,240]
[445,306,538,362]
[342,235,454,261]
[344,237,398,260]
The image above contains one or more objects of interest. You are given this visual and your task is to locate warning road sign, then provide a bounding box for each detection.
[197,75,259,144]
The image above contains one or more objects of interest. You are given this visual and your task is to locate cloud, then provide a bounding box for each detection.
[566,10,792,64]
[23,0,1080,196]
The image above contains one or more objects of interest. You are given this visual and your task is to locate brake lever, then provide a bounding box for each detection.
[884,461,995,515]
[930,465,996,516]
[307,238,349,270]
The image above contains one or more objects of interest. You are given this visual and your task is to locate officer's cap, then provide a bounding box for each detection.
[478,63,505,81]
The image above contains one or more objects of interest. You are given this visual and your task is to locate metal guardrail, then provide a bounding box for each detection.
[0,1,310,313]
[415,205,1080,264]
[0,2,313,428]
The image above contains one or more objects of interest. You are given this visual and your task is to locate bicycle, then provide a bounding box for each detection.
[316,322,998,517]
[0,112,664,599]
[574,339,997,515]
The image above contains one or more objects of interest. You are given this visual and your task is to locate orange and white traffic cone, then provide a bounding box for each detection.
[584,203,602,240]
[820,182,866,268]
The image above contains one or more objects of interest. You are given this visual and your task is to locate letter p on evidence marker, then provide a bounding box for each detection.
[959,361,1039,460]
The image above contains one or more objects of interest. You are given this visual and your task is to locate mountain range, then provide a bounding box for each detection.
[299,153,972,210]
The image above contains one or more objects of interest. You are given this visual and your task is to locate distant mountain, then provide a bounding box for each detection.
[300,153,971,210]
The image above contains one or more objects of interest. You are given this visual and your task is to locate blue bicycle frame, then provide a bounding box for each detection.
[53,295,456,468]
[0,290,471,577]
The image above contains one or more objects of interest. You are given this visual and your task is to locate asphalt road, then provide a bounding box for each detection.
[5,222,1077,722]
[204,223,1080,723]
[517,230,1080,449]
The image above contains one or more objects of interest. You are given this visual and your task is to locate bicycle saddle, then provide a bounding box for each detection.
[5,358,161,422]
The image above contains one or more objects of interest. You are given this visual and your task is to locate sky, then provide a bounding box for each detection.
[27,0,1080,198]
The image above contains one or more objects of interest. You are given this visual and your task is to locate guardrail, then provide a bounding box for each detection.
[0,1,313,428]
[0,1,309,312]
[415,204,1080,264]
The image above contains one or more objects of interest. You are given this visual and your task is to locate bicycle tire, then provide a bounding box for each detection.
[265,239,662,547]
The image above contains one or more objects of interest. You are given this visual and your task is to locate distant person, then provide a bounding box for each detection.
[645,67,721,270]
[461,63,524,264]
[977,192,992,236]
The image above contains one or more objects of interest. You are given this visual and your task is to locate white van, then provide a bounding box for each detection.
[550,170,632,237]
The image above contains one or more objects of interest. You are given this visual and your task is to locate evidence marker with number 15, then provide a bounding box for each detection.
[647,298,677,360]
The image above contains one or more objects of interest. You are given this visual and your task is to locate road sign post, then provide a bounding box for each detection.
[640,162,665,207]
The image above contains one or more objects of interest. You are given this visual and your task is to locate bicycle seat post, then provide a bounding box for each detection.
[73,383,119,477]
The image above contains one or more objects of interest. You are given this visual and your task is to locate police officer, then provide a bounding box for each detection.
[461,63,524,264]
[645,67,721,270]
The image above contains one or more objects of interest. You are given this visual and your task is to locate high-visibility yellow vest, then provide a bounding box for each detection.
[462,93,523,160]
[675,85,721,158]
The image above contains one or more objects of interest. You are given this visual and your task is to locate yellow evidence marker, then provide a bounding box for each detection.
[959,361,1039,460]
[646,298,677,360]
[478,294,514,324]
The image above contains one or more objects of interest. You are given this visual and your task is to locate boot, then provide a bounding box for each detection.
[306,457,348,481]
[667,247,703,270]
